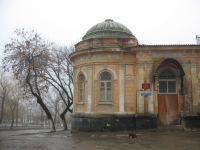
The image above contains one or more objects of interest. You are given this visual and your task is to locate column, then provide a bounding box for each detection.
[87,63,93,113]
[190,60,198,114]
[118,62,125,113]
[146,61,154,114]
[137,61,145,114]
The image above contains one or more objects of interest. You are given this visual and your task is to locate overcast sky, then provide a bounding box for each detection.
[0,0,200,65]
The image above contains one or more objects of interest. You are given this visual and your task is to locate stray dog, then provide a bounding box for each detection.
[129,132,137,139]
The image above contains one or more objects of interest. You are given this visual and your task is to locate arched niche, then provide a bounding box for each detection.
[94,66,117,80]
[75,68,87,82]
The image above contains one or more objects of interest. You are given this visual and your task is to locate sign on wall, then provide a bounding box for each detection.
[142,83,150,89]
[141,92,152,96]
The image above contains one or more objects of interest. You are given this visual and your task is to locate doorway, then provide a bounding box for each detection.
[157,69,179,125]
[155,58,185,125]
[158,94,179,125]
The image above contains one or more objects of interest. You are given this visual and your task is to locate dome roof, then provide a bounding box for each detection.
[82,19,135,40]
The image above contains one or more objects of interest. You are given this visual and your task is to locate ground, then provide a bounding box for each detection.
[0,128,200,150]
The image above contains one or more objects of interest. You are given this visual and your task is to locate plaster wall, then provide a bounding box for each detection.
[70,38,200,130]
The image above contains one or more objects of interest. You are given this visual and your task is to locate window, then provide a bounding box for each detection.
[79,74,85,102]
[158,70,176,94]
[100,73,112,101]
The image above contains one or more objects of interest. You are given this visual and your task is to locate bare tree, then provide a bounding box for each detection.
[0,68,7,124]
[3,29,56,131]
[5,79,21,129]
[0,73,23,129]
[43,45,74,130]
[46,88,62,124]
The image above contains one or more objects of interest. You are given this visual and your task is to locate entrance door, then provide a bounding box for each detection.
[158,94,179,125]
[157,70,179,125]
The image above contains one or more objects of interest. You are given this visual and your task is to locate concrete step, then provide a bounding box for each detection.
[158,125,184,132]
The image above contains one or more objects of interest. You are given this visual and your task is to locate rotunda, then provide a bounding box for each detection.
[69,19,200,131]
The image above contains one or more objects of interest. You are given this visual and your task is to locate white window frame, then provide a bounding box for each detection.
[158,79,177,94]
[79,74,85,102]
[99,73,112,102]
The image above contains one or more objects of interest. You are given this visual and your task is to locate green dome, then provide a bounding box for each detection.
[82,19,135,40]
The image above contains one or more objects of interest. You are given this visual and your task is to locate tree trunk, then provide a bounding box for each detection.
[26,70,56,132]
[49,118,56,132]
[0,90,6,124]
[60,106,69,130]
[37,98,56,132]
[15,104,18,127]
[53,112,57,124]
[10,110,14,129]
[60,113,68,130]
[0,100,4,124]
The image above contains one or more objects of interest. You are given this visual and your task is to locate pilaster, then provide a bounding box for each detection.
[146,61,154,114]
[118,62,125,113]
[190,60,198,114]
[87,63,93,113]
[181,61,190,114]
[137,61,145,114]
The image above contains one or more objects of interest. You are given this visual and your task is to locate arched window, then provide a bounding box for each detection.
[158,70,176,93]
[100,73,112,101]
[79,74,85,102]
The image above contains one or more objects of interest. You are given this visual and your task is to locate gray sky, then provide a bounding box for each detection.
[0,0,200,65]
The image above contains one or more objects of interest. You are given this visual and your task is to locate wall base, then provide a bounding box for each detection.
[182,115,200,128]
[71,113,158,132]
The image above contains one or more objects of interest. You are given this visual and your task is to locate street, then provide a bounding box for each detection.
[0,128,200,150]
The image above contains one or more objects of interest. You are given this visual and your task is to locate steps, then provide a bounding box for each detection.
[158,125,184,132]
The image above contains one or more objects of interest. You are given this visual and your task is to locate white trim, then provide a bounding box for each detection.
[155,66,180,77]
[77,102,84,105]
[75,68,87,82]
[79,75,85,102]
[94,66,117,80]
[118,63,125,113]
[99,74,112,101]
[98,101,113,105]
[158,79,177,94]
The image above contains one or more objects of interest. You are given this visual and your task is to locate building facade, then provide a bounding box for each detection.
[69,19,200,131]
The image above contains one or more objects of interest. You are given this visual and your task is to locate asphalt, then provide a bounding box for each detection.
[0,128,200,150]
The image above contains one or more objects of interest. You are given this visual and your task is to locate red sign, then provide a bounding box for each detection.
[142,83,150,89]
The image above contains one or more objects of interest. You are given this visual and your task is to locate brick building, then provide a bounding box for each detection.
[69,19,200,131]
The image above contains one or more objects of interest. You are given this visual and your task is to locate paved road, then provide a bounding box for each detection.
[0,129,200,150]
